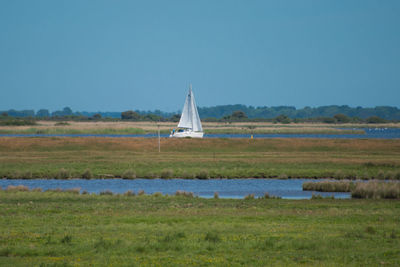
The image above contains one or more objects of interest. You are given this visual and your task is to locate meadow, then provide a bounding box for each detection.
[0,137,399,179]
[0,190,399,266]
[0,120,372,135]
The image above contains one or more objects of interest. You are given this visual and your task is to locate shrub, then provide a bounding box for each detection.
[82,190,89,195]
[244,194,255,200]
[56,168,70,179]
[124,190,135,196]
[138,190,145,196]
[182,170,195,179]
[122,169,136,179]
[82,169,93,179]
[214,192,219,199]
[196,169,209,179]
[100,190,113,195]
[161,169,173,179]
[153,192,162,197]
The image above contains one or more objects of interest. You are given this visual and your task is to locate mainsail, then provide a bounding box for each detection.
[177,85,203,132]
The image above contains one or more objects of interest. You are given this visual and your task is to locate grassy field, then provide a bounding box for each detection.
[0,137,399,179]
[0,121,374,135]
[0,191,399,266]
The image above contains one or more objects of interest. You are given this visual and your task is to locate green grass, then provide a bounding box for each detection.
[0,191,399,266]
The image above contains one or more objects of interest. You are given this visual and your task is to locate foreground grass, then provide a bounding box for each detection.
[0,191,399,266]
[0,137,399,179]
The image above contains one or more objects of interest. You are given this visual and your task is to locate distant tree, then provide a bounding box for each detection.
[274,114,291,124]
[321,117,335,124]
[62,107,73,116]
[121,110,141,120]
[334,114,351,123]
[92,113,102,120]
[170,114,181,122]
[231,110,248,120]
[366,116,387,124]
[36,109,50,117]
[1,112,8,117]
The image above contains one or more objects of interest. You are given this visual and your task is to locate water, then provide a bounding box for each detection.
[0,128,399,139]
[0,178,350,199]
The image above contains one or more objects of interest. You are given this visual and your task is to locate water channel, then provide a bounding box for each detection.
[0,178,351,199]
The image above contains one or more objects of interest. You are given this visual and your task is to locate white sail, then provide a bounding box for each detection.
[177,85,203,132]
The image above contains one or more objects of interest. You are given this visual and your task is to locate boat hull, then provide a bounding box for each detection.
[169,131,203,138]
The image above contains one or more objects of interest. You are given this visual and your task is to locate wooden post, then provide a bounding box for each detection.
[158,124,160,153]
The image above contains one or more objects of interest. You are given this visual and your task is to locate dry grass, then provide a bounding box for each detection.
[352,181,400,199]
[303,181,355,192]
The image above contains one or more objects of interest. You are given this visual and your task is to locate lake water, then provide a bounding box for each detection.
[0,178,351,199]
[1,128,399,139]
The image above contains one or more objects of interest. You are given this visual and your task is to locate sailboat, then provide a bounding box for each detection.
[170,84,204,138]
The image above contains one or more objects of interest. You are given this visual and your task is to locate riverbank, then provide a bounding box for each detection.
[0,191,398,266]
[0,121,381,135]
[0,137,399,180]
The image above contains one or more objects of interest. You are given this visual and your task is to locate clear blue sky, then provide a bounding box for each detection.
[0,0,399,112]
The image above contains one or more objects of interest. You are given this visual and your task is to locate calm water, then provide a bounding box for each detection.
[0,178,350,199]
[1,128,399,139]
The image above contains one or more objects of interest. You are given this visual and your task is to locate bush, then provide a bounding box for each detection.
[122,169,136,179]
[196,169,209,179]
[214,192,219,199]
[100,190,113,195]
[153,192,162,197]
[82,169,93,179]
[244,194,255,200]
[161,169,173,179]
[138,190,145,196]
[124,190,135,196]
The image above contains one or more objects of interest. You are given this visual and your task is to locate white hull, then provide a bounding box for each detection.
[170,130,203,138]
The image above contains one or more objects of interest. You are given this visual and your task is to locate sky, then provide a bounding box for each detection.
[0,0,399,112]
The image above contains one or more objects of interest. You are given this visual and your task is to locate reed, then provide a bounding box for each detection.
[303,181,355,192]
[175,190,194,198]
[351,181,400,199]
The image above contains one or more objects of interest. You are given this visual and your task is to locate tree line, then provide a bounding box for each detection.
[1,105,399,123]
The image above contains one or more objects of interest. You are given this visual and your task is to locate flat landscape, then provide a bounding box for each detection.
[0,191,399,266]
[0,136,399,179]
[0,120,387,135]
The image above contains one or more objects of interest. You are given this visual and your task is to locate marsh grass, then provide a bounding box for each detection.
[304,180,400,199]
[122,169,136,179]
[303,181,355,192]
[352,181,400,199]
[81,169,93,179]
[160,169,173,179]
